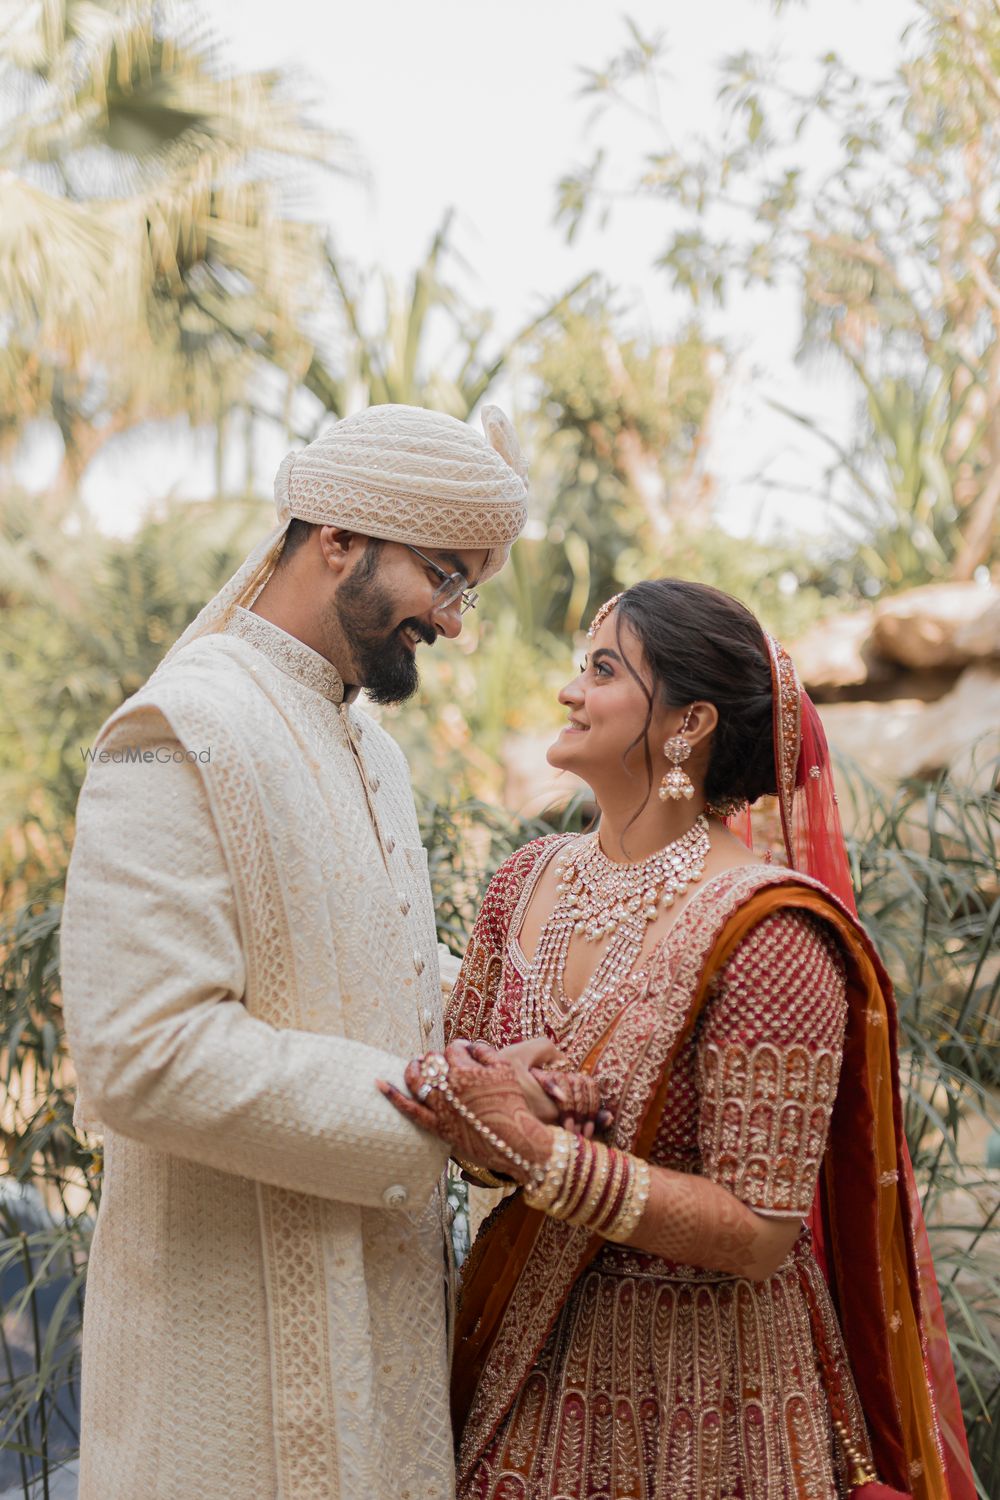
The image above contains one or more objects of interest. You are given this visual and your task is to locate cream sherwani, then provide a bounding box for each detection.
[60,607,454,1500]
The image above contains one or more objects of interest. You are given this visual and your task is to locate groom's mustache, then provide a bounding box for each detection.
[398,617,437,647]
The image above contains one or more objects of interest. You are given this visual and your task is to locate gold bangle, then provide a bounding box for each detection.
[523,1130,573,1212]
[558,1137,593,1221]
[565,1140,611,1228]
[591,1147,627,1234]
[451,1154,506,1190]
[549,1134,586,1218]
[604,1156,652,1243]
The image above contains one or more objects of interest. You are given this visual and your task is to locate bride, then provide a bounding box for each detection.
[380,579,974,1500]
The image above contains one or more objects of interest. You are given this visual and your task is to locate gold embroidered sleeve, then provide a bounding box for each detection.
[696,909,848,1217]
[444,839,556,1045]
[445,925,503,1045]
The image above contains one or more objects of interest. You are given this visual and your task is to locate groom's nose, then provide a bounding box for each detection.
[431,602,463,640]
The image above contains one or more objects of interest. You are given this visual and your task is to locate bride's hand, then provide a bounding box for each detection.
[468,1038,564,1125]
[376,1042,554,1182]
[466,1039,612,1137]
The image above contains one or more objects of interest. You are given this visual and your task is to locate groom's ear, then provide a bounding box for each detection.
[317,527,363,576]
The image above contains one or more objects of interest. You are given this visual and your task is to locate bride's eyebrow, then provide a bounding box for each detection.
[592,649,622,665]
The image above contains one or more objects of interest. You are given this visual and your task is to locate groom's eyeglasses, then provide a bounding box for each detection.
[403,544,479,615]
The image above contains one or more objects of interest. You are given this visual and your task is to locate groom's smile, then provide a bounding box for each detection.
[332,538,487,705]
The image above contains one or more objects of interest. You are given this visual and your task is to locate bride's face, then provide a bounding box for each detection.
[548,611,670,782]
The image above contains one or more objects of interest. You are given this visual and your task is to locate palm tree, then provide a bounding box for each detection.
[0,0,347,509]
[297,208,596,424]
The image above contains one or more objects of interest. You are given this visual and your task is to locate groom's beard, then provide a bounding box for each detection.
[333,554,435,705]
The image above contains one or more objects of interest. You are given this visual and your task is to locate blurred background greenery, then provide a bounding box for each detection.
[0,0,998,1494]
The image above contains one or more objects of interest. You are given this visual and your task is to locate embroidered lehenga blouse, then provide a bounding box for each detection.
[446,837,873,1500]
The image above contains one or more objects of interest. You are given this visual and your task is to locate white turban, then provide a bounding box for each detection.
[157,403,528,671]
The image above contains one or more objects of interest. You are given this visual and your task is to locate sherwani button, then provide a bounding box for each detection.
[382,1184,408,1209]
[420,1006,434,1035]
[413,951,425,975]
[369,775,380,792]
[385,835,396,853]
[399,897,411,916]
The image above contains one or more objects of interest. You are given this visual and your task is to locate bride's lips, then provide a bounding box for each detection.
[561,719,589,734]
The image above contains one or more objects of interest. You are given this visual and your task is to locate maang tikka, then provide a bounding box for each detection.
[659,709,695,802]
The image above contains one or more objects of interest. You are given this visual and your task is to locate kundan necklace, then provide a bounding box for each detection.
[521,814,710,1039]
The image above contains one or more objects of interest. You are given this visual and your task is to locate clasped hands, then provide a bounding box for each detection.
[377,1037,611,1185]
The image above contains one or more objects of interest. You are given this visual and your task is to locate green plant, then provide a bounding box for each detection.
[0,896,98,1497]
[844,752,1000,1492]
[559,3,1000,591]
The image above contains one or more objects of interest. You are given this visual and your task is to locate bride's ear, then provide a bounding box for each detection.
[685,701,719,747]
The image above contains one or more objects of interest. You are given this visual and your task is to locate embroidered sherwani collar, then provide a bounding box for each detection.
[225,607,359,704]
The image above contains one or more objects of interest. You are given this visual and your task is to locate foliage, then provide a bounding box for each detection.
[306,210,595,424]
[0,488,271,900]
[417,790,592,958]
[0,0,342,503]
[0,898,95,1495]
[522,304,722,631]
[558,2,1000,592]
[844,753,1000,1489]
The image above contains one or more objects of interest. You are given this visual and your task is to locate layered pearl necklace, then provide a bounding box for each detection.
[521,815,710,1039]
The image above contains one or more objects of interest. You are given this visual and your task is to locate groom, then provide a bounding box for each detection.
[60,405,528,1500]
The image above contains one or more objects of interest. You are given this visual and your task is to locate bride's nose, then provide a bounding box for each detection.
[558,676,584,708]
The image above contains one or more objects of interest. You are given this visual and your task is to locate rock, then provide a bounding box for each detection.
[818,700,927,794]
[790,608,885,697]
[953,595,1000,659]
[893,664,1000,788]
[871,582,1000,670]
[820,666,1000,796]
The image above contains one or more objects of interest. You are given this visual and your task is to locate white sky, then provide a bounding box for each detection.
[19,0,916,541]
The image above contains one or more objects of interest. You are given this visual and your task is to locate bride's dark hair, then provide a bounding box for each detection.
[613,578,778,812]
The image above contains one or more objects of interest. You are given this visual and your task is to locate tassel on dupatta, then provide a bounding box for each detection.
[835,1407,910,1498]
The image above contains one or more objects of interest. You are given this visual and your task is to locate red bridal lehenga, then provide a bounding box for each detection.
[444,640,975,1500]
[448,848,867,1500]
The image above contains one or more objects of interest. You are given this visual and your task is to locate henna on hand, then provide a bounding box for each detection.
[384,1045,556,1183]
[626,1166,799,1279]
[465,1039,609,1133]
[529,1067,604,1122]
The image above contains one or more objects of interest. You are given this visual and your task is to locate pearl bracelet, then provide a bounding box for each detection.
[522,1130,573,1211]
[415,1053,547,1187]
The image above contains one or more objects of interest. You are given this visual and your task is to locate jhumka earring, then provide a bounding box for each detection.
[659,709,695,802]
